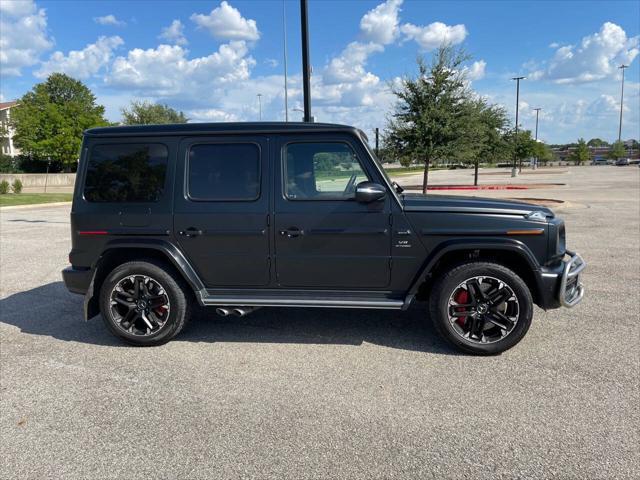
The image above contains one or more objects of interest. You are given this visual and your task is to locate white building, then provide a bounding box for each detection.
[0,101,20,157]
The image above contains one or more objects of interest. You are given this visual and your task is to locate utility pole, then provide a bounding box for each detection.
[618,64,628,144]
[282,0,289,122]
[300,0,312,122]
[375,128,379,156]
[257,93,262,121]
[533,107,541,170]
[511,76,525,177]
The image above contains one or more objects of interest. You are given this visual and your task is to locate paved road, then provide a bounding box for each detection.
[1,167,638,479]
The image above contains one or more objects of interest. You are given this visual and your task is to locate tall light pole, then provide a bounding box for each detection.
[257,93,262,121]
[511,76,525,177]
[533,107,541,170]
[300,0,312,122]
[282,0,289,122]
[618,64,628,143]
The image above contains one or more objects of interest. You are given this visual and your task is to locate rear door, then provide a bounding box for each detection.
[173,136,270,287]
[274,134,391,289]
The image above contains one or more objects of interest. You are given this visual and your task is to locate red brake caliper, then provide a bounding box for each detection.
[454,289,469,327]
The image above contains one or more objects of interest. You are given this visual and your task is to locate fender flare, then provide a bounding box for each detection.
[83,239,205,320]
[407,238,542,296]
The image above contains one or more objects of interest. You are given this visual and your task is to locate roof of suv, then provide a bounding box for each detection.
[85,122,360,137]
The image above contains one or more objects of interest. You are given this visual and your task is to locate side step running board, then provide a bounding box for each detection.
[198,292,405,310]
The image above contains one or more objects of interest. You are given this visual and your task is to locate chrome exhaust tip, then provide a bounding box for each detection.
[231,306,260,317]
[215,307,231,317]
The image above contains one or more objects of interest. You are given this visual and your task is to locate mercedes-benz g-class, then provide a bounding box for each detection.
[62,122,585,354]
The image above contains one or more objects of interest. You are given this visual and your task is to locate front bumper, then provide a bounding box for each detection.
[558,250,586,308]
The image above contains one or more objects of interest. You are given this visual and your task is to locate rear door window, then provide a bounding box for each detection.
[187,143,260,201]
[84,143,168,202]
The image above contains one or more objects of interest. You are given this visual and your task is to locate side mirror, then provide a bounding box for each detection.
[355,181,387,203]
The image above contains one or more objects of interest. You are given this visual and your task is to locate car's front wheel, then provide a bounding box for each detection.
[429,262,533,355]
[99,259,191,346]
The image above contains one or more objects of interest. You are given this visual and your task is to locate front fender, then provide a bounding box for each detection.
[407,238,542,296]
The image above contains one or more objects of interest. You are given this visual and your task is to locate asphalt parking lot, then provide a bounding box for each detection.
[1,166,638,479]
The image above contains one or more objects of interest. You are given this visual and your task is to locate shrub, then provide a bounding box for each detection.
[0,180,9,194]
[0,154,18,173]
[11,179,23,194]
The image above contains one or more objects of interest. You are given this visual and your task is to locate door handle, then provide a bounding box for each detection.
[279,227,304,238]
[179,227,203,237]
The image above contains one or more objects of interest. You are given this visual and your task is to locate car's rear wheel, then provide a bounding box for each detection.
[429,262,533,355]
[99,260,191,346]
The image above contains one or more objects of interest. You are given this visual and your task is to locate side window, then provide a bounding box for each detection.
[284,142,370,200]
[188,143,260,201]
[84,143,168,202]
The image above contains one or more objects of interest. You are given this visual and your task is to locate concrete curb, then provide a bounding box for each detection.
[0,201,72,212]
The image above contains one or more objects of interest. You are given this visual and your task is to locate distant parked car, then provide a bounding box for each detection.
[615,158,630,166]
[591,158,609,166]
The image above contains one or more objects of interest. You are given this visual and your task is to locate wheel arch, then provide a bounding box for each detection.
[409,240,543,306]
[84,240,204,320]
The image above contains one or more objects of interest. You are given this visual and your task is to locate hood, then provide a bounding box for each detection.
[401,193,554,217]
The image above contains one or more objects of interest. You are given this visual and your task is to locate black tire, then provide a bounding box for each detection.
[99,259,191,346]
[428,262,533,355]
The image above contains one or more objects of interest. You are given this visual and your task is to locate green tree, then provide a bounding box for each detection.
[587,138,608,147]
[385,46,472,193]
[569,138,590,165]
[121,101,188,125]
[503,129,537,168]
[10,73,108,171]
[608,140,627,160]
[533,141,555,166]
[453,99,510,184]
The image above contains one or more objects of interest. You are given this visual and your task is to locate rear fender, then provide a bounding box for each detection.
[83,239,205,320]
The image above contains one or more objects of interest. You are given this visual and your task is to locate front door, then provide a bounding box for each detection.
[173,136,270,287]
[274,135,391,289]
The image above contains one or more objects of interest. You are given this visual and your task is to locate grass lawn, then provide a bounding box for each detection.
[0,193,73,207]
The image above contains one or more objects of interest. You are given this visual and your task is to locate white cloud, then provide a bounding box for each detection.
[586,94,627,117]
[36,36,124,79]
[94,14,126,27]
[159,20,188,46]
[264,58,278,68]
[0,0,53,76]
[1,0,36,16]
[187,108,239,123]
[191,1,260,41]
[107,41,255,96]
[465,60,486,81]
[530,22,639,84]
[324,41,384,84]
[400,21,468,51]
[360,0,403,45]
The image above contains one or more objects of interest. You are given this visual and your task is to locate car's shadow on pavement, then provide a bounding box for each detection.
[0,282,459,355]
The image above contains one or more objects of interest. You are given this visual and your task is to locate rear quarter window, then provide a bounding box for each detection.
[84,143,168,202]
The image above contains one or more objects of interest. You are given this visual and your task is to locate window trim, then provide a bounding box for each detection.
[83,142,169,204]
[185,141,262,203]
[281,140,371,202]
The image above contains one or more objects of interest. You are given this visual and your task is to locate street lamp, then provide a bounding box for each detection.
[511,76,525,177]
[533,107,541,170]
[618,64,628,145]
[257,93,263,121]
[282,0,289,122]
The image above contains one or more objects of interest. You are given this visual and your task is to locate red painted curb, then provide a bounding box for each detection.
[428,185,530,190]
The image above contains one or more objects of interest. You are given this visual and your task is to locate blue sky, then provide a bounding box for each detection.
[1,0,638,143]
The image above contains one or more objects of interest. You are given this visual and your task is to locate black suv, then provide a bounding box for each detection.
[62,122,585,354]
